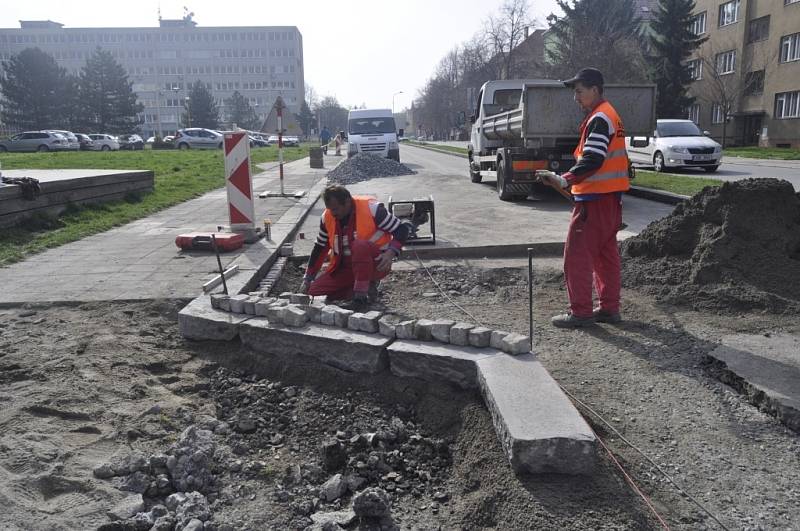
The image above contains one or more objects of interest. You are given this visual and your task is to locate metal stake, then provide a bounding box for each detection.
[528,247,534,352]
[211,234,228,295]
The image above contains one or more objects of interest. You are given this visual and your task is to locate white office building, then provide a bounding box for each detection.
[0,17,305,137]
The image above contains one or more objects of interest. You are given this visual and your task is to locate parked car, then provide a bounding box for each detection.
[626,119,722,173]
[283,136,300,147]
[74,133,95,151]
[0,131,71,152]
[88,134,120,151]
[249,134,268,147]
[266,135,279,145]
[45,130,80,151]
[119,134,144,150]
[174,128,224,150]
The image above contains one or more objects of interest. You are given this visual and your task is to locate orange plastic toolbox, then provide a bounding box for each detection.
[175,232,244,252]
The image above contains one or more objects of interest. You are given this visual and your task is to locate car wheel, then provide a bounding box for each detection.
[653,151,665,173]
[218,142,223,149]
[101,145,110,151]
[178,143,190,150]
[468,153,482,183]
[703,165,719,173]
[496,158,513,201]
[37,145,50,152]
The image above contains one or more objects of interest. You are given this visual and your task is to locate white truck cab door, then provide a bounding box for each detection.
[470,89,483,153]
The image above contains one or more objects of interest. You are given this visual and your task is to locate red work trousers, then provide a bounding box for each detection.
[563,193,623,318]
[308,240,389,300]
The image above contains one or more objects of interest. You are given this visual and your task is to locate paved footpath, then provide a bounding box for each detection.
[0,153,339,304]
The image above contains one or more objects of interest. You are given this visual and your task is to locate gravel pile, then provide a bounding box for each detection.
[327,153,415,184]
[621,178,800,313]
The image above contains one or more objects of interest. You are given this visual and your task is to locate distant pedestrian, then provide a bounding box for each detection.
[320,126,331,146]
[334,130,345,156]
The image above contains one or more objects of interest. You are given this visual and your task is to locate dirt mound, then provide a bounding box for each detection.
[622,178,800,313]
[327,153,416,184]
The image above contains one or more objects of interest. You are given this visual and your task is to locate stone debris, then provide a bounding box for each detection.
[469,326,493,348]
[107,493,144,521]
[310,509,356,526]
[352,487,391,519]
[166,427,217,493]
[320,473,347,501]
[326,152,416,185]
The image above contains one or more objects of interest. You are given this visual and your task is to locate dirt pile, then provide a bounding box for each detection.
[327,153,415,184]
[622,178,800,313]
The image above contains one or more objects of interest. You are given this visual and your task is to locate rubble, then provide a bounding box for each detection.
[326,153,416,184]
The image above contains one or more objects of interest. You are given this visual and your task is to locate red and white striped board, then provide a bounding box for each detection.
[223,132,255,231]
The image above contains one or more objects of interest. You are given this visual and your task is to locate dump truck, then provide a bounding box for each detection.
[467,79,656,200]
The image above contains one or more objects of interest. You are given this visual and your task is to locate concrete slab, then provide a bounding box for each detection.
[178,296,251,341]
[476,354,597,475]
[709,333,800,432]
[387,340,498,389]
[239,319,391,374]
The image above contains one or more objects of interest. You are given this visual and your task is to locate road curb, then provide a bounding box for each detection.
[406,142,468,159]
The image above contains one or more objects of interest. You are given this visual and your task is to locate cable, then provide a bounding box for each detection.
[410,250,730,531]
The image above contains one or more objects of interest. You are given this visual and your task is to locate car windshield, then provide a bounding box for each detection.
[348,117,396,135]
[657,122,703,137]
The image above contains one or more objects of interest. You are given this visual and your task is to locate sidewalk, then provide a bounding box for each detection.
[0,153,339,304]
[721,155,800,169]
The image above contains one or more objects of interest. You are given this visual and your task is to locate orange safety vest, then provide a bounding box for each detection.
[322,196,392,272]
[572,100,630,195]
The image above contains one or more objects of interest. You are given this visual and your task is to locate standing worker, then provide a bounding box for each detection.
[334,130,345,156]
[299,184,410,311]
[319,125,331,154]
[539,68,630,328]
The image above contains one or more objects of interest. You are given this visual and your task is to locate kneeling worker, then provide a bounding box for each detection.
[299,184,410,310]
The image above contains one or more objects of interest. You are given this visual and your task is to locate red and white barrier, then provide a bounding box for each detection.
[223,132,255,232]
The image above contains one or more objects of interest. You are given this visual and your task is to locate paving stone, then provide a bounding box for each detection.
[450,322,475,346]
[178,296,249,341]
[289,293,311,305]
[348,313,366,331]
[387,340,499,389]
[431,319,456,343]
[240,320,390,374]
[394,319,416,340]
[255,298,276,317]
[332,307,354,328]
[265,304,288,324]
[209,293,228,310]
[378,314,403,338]
[502,333,531,355]
[307,301,326,323]
[310,295,328,305]
[218,296,232,312]
[243,296,260,315]
[283,305,309,327]
[414,319,435,341]
[490,330,510,350]
[359,311,382,333]
[278,292,292,299]
[321,305,338,326]
[228,294,249,314]
[476,353,597,475]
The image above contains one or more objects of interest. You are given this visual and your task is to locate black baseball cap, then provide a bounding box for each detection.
[563,68,604,88]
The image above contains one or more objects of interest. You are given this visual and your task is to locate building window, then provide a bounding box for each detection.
[716,50,736,74]
[775,91,800,119]
[712,104,726,123]
[687,59,703,80]
[748,16,770,43]
[745,70,765,95]
[718,0,740,27]
[687,104,701,124]
[780,33,800,62]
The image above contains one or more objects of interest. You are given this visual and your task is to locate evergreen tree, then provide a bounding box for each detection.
[225,91,259,130]
[183,81,219,129]
[294,101,316,137]
[78,48,143,133]
[0,48,72,130]
[648,0,707,118]
[546,0,648,83]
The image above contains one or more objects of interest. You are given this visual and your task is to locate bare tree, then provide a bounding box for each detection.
[484,0,534,79]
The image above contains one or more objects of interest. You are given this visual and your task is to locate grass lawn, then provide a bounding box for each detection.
[633,169,721,196]
[407,140,468,155]
[0,144,311,265]
[724,147,800,160]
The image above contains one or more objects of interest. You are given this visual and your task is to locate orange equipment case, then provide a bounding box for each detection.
[175,232,244,252]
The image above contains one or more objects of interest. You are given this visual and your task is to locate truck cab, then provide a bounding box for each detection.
[347,109,400,162]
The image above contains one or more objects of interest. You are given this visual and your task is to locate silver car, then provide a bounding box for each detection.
[174,128,224,150]
[88,134,120,151]
[46,130,80,151]
[0,131,71,152]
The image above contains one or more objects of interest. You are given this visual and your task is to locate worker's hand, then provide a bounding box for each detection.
[299,279,310,295]
[537,170,569,189]
[375,250,394,272]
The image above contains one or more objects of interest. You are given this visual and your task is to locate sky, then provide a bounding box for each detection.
[0,0,564,110]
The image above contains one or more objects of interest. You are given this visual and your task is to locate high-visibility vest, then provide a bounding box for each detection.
[322,196,392,272]
[572,100,630,195]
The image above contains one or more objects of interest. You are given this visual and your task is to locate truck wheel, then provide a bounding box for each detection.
[469,153,482,183]
[496,158,513,201]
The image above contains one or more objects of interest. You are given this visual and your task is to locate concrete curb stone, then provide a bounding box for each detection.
[469,326,493,348]
[431,319,456,343]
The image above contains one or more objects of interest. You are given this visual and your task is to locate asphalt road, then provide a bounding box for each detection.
[427,140,800,190]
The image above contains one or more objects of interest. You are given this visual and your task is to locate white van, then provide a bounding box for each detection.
[346,108,400,162]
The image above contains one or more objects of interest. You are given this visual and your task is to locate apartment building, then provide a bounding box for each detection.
[0,17,305,137]
[686,0,800,147]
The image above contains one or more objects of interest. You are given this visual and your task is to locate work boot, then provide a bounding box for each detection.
[593,308,622,324]
[551,312,595,328]
[342,293,369,313]
[367,281,380,303]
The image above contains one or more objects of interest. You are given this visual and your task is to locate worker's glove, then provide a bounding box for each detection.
[375,250,394,272]
[536,170,569,189]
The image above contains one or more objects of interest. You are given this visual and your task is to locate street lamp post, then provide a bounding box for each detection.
[392,91,404,115]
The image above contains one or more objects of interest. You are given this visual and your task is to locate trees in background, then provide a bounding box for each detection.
[78,48,143,133]
[183,81,219,130]
[226,91,260,130]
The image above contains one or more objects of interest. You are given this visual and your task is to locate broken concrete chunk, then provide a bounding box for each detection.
[320,473,347,502]
[289,293,311,305]
[469,326,492,348]
[107,493,144,521]
[414,319,435,341]
[431,319,456,343]
[228,294,249,314]
[283,305,309,327]
[209,293,228,310]
[502,333,530,355]
[378,314,403,338]
[395,320,416,339]
[359,311,382,333]
[490,330,510,350]
[450,322,475,346]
